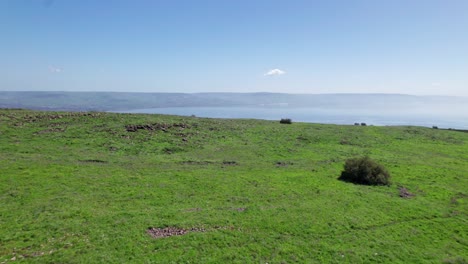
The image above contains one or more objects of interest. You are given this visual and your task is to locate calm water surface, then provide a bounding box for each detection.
[115,106,468,129]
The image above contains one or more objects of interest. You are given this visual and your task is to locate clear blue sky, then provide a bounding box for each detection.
[1,0,467,95]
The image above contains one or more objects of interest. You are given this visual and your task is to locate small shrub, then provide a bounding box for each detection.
[339,156,391,186]
[432,126,438,129]
[280,118,292,124]
[361,123,367,126]
[354,123,360,126]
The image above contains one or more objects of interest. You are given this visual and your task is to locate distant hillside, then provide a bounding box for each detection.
[0,91,467,112]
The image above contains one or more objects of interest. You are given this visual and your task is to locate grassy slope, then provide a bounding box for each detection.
[0,109,466,263]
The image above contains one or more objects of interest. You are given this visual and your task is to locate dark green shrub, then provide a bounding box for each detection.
[339,156,391,186]
[280,118,292,124]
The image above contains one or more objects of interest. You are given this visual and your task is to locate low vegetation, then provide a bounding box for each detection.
[0,109,467,263]
[280,118,292,124]
[339,156,391,186]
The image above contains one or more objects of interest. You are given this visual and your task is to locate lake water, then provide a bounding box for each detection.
[115,106,468,129]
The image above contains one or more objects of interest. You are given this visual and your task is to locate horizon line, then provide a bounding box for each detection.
[1,90,467,97]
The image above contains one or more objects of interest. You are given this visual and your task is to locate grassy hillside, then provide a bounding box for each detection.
[0,109,467,263]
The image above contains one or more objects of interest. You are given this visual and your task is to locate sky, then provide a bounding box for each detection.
[1,0,467,95]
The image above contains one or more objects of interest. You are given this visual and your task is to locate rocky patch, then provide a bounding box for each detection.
[399,187,414,198]
[125,123,191,132]
[276,161,294,167]
[180,161,214,165]
[79,159,108,163]
[146,227,206,239]
[34,128,65,134]
[222,161,238,166]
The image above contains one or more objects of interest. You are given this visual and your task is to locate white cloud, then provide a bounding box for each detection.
[264,69,285,76]
[49,66,63,73]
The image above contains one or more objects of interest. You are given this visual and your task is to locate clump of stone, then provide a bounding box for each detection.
[125,123,190,132]
[146,227,205,239]
[399,187,414,198]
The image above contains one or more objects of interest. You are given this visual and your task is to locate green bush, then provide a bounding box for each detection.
[280,118,292,124]
[339,156,391,186]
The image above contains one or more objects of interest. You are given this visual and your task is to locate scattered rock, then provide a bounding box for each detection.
[276,161,293,167]
[20,112,100,124]
[125,123,191,132]
[146,227,206,239]
[399,187,414,198]
[163,147,184,154]
[35,128,65,134]
[180,161,213,165]
[184,208,202,212]
[147,227,187,238]
[450,193,467,205]
[444,128,468,133]
[146,225,240,239]
[79,159,107,163]
[222,161,238,166]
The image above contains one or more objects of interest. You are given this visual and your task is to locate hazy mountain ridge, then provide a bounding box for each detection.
[0,91,467,112]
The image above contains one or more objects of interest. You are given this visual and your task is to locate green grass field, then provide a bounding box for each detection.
[0,109,467,263]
